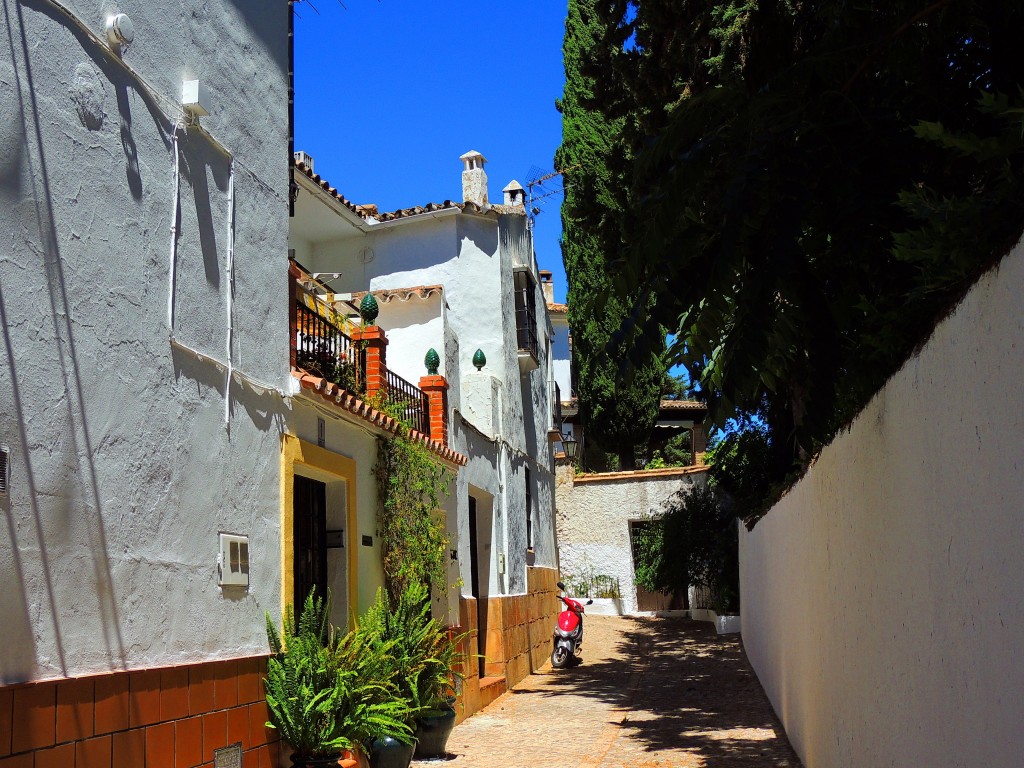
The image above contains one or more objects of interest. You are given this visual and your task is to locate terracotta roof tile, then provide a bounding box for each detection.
[293,372,467,466]
[351,285,444,304]
[292,160,524,222]
[659,399,708,411]
[547,302,568,314]
[293,160,365,217]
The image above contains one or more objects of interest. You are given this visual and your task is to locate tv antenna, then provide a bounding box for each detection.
[524,164,577,228]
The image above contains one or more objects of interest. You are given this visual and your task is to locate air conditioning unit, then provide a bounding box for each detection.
[0,444,10,496]
[294,150,314,172]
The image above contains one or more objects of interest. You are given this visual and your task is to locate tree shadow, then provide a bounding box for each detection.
[525,617,803,766]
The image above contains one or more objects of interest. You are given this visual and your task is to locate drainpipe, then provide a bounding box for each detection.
[167,122,181,331]
[224,160,235,429]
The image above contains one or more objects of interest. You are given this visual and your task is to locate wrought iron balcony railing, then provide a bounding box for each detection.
[295,300,365,395]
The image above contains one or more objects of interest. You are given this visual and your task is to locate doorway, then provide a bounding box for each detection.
[629,520,681,612]
[293,474,327,614]
[468,491,495,678]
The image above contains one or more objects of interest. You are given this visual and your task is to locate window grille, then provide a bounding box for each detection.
[0,445,9,496]
[514,270,539,361]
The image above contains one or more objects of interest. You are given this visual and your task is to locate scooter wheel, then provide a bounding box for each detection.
[551,646,570,669]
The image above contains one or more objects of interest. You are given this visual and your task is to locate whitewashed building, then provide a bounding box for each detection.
[548,288,712,614]
[1,2,291,766]
[289,150,561,713]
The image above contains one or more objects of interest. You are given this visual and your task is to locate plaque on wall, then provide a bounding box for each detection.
[213,743,242,768]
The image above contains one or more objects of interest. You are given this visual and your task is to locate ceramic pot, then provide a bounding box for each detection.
[413,704,457,758]
[289,754,344,768]
[367,737,414,768]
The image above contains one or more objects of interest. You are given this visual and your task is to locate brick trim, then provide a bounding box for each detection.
[0,656,277,768]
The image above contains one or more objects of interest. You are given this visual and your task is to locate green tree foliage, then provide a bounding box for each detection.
[633,483,739,612]
[584,1,1024,499]
[556,0,665,469]
[632,423,771,610]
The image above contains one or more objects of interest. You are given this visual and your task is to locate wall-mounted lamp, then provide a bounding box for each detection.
[562,437,579,461]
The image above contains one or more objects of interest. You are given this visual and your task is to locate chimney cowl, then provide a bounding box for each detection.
[460,150,489,207]
[503,179,525,207]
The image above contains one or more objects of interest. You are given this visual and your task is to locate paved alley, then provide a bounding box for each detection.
[416,615,802,768]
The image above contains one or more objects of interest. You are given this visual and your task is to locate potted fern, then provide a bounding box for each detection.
[360,583,467,761]
[265,590,413,768]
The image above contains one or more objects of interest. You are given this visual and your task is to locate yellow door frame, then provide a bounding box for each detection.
[281,433,358,621]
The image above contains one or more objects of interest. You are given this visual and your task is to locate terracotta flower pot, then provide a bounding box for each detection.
[289,754,345,768]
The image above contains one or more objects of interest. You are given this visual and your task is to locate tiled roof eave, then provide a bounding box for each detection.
[292,372,468,466]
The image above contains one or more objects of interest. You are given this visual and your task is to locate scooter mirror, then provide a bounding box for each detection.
[556,581,565,591]
[586,599,594,605]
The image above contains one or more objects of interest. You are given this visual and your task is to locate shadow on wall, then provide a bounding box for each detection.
[170,342,287,435]
[1,0,187,680]
[180,135,232,289]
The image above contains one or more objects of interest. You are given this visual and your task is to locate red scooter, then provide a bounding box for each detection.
[551,581,593,668]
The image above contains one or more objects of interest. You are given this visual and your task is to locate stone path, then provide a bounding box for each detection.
[414,615,802,768]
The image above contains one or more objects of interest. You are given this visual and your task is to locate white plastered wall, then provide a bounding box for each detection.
[556,471,707,614]
[739,239,1024,768]
[0,1,288,683]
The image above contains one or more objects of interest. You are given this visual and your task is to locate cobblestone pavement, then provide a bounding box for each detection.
[414,615,802,768]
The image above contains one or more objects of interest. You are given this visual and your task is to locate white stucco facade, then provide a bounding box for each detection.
[0,1,289,683]
[739,237,1024,767]
[288,153,559,608]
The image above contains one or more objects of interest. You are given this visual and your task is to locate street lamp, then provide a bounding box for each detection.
[561,436,579,461]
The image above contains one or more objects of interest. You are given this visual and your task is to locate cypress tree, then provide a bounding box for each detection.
[555,0,664,470]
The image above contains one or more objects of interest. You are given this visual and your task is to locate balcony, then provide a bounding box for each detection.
[514,269,539,373]
[290,262,431,438]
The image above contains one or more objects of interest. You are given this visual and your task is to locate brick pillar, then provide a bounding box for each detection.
[693,425,707,465]
[288,260,302,370]
[419,375,449,444]
[351,326,388,400]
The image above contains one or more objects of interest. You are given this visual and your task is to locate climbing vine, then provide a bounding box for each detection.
[373,415,453,603]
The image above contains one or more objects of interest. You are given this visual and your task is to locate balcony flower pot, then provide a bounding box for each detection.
[367,737,415,768]
[413,701,457,758]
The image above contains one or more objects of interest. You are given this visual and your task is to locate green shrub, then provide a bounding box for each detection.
[264,590,413,756]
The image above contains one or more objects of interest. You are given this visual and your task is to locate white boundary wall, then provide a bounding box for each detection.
[740,240,1024,767]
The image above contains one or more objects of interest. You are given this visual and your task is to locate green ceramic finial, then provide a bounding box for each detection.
[359,292,379,324]
[425,348,440,376]
[472,349,486,371]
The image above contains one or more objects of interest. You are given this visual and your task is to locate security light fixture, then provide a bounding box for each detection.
[105,13,134,53]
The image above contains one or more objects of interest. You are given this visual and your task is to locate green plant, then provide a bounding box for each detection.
[264,590,413,757]
[296,338,363,395]
[632,483,739,612]
[360,583,468,718]
[374,431,453,603]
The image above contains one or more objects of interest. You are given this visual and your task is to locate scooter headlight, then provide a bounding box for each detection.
[555,626,575,638]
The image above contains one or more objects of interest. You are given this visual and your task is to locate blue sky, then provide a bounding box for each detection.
[294,1,570,303]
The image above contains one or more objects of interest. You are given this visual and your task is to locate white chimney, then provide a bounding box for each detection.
[503,179,525,207]
[539,270,554,303]
[460,150,488,206]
